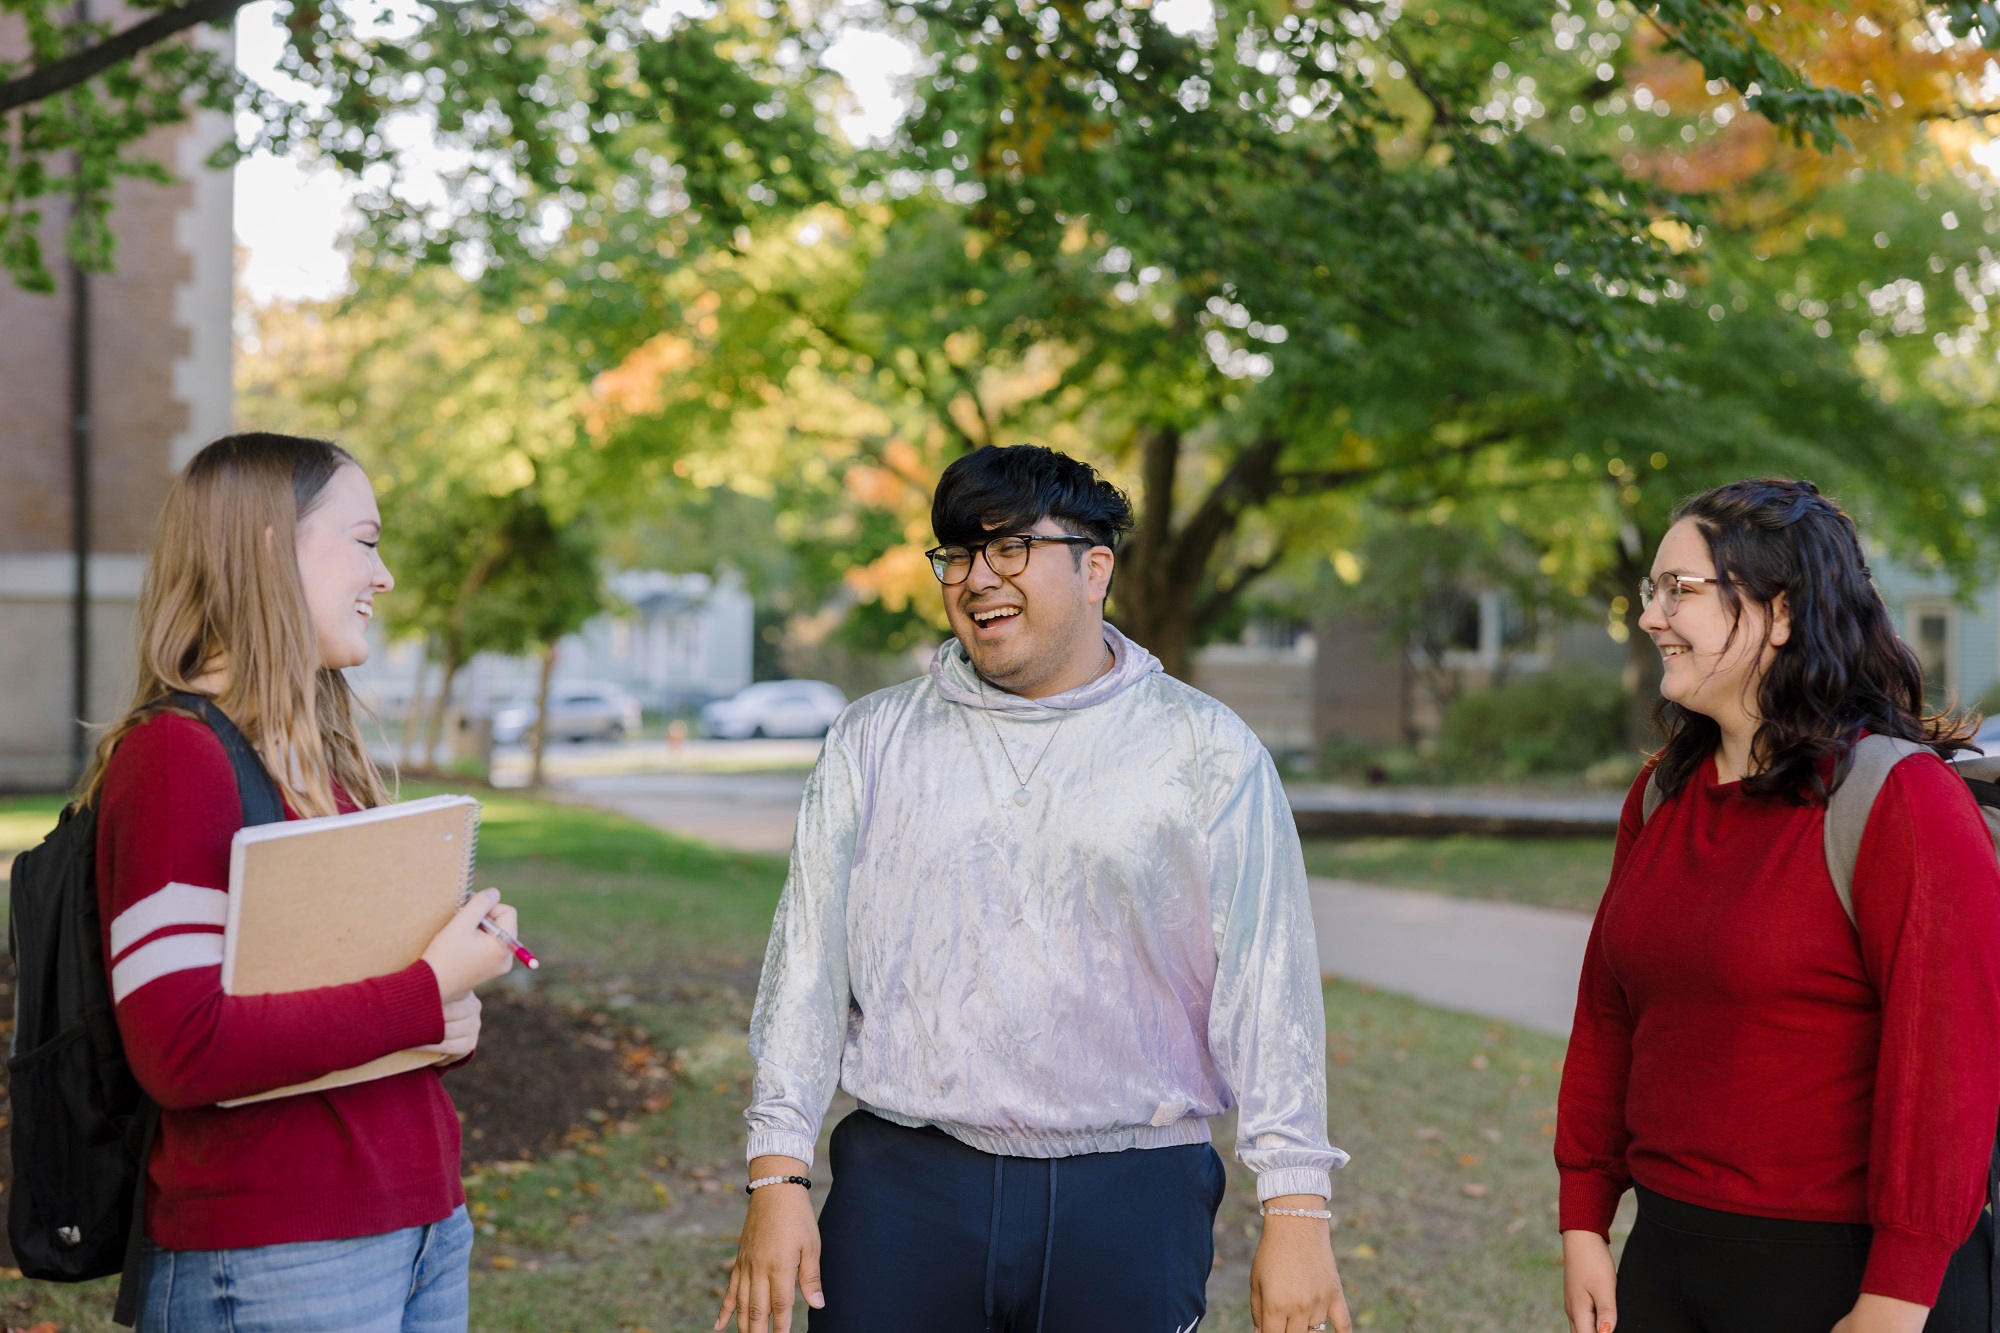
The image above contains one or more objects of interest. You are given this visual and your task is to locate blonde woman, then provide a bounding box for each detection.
[83,433,517,1331]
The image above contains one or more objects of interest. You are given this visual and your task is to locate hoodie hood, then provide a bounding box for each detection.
[929,622,1162,714]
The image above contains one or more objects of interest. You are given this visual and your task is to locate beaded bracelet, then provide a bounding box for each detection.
[745,1175,814,1195]
[1260,1206,1334,1220]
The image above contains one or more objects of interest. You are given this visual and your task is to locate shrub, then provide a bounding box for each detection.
[1441,669,1627,778]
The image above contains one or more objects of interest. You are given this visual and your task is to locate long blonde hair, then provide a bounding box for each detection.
[81,433,390,817]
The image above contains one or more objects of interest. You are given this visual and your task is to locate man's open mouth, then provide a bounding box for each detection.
[971,607,1021,626]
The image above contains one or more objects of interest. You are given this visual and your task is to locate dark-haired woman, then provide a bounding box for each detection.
[1557,479,2000,1333]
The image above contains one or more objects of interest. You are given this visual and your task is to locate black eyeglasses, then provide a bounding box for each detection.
[1638,572,1724,615]
[924,534,1097,585]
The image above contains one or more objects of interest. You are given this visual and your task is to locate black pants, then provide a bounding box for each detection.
[1618,1186,1992,1333]
[809,1110,1225,1333]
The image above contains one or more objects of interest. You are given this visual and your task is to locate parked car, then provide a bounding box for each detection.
[492,682,643,745]
[698,680,847,740]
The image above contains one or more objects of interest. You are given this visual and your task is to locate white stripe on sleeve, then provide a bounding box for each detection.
[110,931,225,1003]
[109,882,229,958]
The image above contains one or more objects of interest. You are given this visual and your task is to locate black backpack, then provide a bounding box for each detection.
[1643,738,2000,1330]
[6,693,283,1325]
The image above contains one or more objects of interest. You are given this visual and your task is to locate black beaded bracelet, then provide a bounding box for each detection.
[745,1175,813,1195]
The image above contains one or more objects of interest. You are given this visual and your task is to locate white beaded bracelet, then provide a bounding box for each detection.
[1260,1206,1334,1219]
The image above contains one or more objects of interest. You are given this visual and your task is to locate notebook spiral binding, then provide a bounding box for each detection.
[456,799,484,906]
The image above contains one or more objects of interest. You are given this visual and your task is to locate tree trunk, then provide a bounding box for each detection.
[1611,531,1664,754]
[1622,591,1663,754]
[529,641,557,789]
[1110,426,1285,680]
[424,648,465,772]
[418,531,509,772]
[401,638,432,768]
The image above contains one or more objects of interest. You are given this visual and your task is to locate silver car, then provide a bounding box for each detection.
[698,680,847,740]
[492,682,643,744]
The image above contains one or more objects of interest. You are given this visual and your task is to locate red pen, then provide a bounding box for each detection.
[478,917,539,970]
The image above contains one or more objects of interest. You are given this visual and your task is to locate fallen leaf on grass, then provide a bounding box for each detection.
[491,1256,518,1271]
[1462,1183,1489,1198]
[1468,1054,1489,1071]
[1478,1127,1502,1143]
[1456,1153,1480,1168]
[1413,1126,1443,1140]
[1348,1243,1377,1259]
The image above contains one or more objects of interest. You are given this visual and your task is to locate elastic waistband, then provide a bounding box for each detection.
[1635,1186,1873,1246]
[856,1102,1213,1159]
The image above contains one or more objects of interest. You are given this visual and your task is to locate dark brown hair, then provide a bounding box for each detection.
[1650,478,1974,803]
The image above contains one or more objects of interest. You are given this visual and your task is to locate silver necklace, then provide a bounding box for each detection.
[977,646,1112,807]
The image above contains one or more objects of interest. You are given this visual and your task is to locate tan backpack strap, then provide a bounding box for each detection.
[1641,767,1665,824]
[1824,735,1932,928]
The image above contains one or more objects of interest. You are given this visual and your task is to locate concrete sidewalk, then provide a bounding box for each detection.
[556,774,1596,1037]
[1310,877,1591,1036]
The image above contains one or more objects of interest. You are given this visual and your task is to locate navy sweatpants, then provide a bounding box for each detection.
[809,1110,1225,1333]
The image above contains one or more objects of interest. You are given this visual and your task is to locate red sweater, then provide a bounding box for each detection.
[1557,750,2000,1304]
[95,713,462,1251]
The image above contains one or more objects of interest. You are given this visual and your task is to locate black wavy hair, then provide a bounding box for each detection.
[931,444,1134,551]
[1650,478,1974,803]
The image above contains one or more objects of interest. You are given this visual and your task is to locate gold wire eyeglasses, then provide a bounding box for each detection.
[1638,572,1724,615]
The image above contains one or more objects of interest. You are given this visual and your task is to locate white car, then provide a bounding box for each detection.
[492,682,643,745]
[699,680,847,740]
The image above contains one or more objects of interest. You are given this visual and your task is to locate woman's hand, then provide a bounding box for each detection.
[420,887,517,1001]
[1562,1229,1618,1333]
[716,1156,823,1333]
[1830,1294,1931,1333]
[417,992,482,1063]
[1249,1198,1350,1333]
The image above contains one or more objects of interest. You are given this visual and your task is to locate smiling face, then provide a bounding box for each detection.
[1639,516,1789,734]
[294,462,393,670]
[941,518,1115,698]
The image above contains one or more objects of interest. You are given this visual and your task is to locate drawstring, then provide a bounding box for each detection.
[1033,1158,1058,1333]
[984,1154,1005,1324]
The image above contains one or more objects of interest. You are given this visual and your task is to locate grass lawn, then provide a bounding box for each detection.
[1300,835,1616,915]
[3,786,1590,1332]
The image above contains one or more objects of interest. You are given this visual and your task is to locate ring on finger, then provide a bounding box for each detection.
[1308,1323,1330,1331]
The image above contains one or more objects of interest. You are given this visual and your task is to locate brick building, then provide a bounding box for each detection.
[0,98,233,788]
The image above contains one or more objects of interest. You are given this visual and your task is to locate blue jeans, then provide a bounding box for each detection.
[137,1206,473,1333]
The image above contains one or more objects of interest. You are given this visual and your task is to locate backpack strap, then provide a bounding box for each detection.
[163,692,285,828]
[109,693,283,1326]
[1641,767,1666,825]
[1823,734,1933,929]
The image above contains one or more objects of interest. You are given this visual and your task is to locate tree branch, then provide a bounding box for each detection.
[0,0,252,114]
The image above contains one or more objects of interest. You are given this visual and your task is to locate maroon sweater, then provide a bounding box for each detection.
[1558,750,2000,1304]
[96,713,462,1251]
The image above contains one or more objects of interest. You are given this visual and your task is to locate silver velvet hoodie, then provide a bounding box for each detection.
[744,625,1347,1201]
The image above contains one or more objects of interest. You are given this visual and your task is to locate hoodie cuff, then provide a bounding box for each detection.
[1256,1168,1333,1203]
[746,1131,819,1171]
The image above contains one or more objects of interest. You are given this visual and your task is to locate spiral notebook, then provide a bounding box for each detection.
[218,794,483,1107]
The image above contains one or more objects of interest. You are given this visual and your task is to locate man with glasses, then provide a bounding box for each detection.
[717,444,1349,1333]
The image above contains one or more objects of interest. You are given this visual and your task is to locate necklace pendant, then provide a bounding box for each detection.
[1012,787,1032,807]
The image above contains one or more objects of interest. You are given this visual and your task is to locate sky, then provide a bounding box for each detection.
[230,0,1212,305]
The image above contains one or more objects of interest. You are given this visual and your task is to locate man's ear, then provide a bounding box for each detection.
[1768,591,1791,648]
[1085,546,1115,605]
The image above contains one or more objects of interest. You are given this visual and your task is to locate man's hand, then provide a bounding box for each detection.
[1562,1230,1617,1333]
[1830,1294,1932,1333]
[716,1156,823,1333]
[1249,1196,1349,1333]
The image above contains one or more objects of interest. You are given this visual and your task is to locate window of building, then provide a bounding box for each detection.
[1906,598,1957,708]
